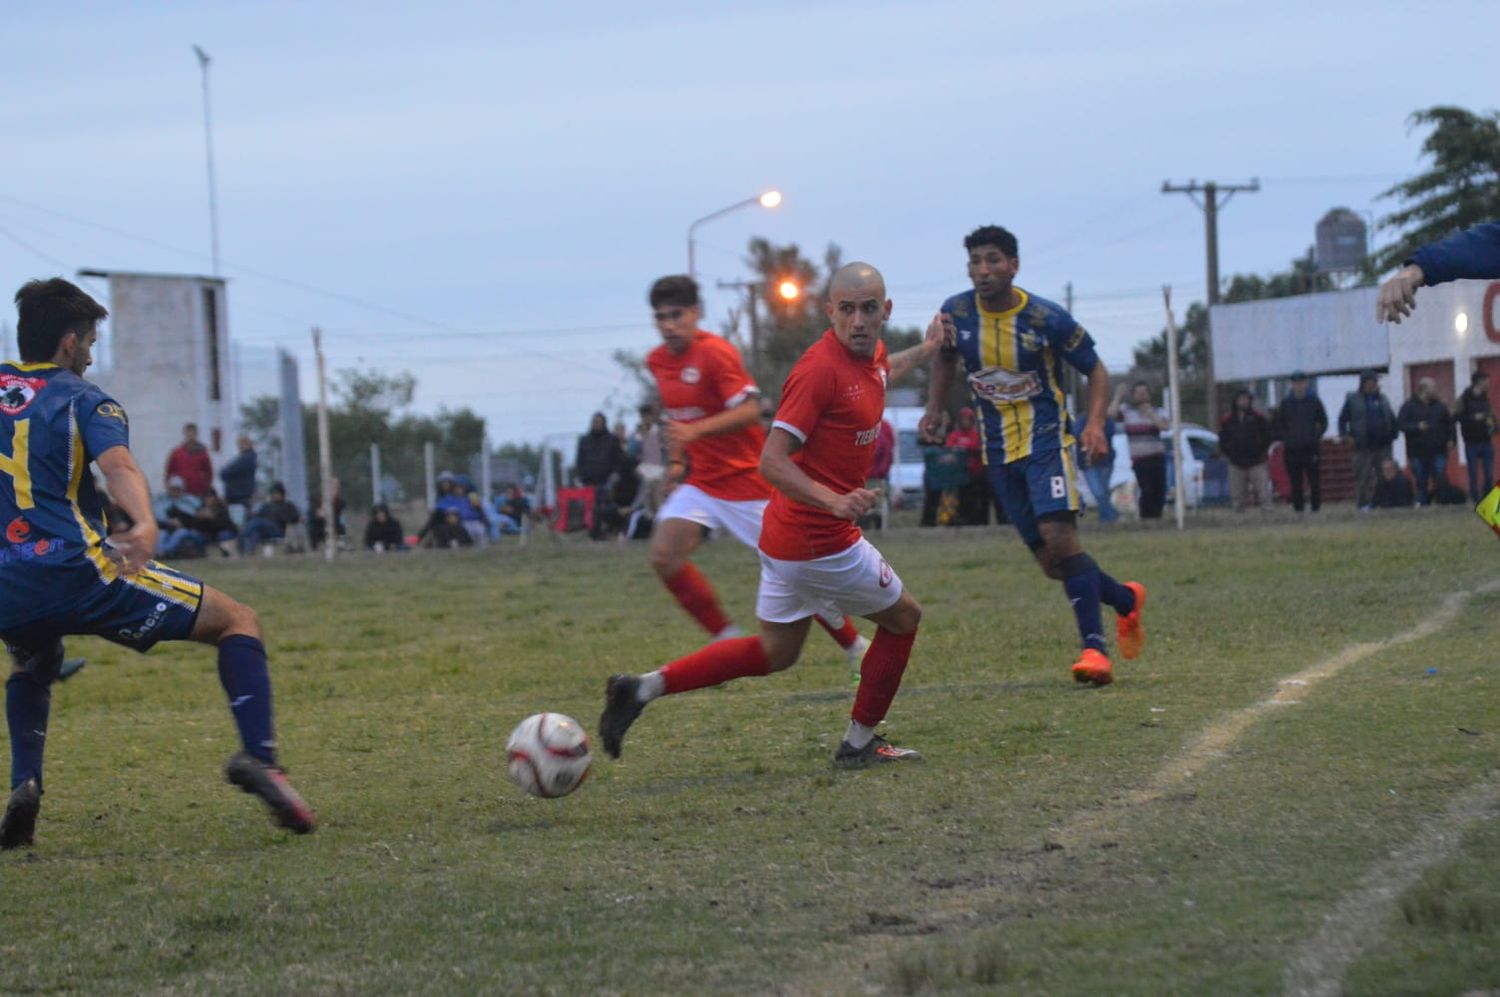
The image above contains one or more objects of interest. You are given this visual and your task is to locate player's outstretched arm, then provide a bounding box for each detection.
[96,445,158,575]
[1078,361,1112,461]
[888,312,950,386]
[760,427,875,521]
[1376,265,1425,325]
[663,397,760,450]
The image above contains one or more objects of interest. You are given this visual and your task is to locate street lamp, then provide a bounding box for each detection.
[687,190,782,281]
[192,44,220,276]
[775,278,801,301]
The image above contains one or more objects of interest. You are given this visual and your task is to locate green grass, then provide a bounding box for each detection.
[1,508,1497,994]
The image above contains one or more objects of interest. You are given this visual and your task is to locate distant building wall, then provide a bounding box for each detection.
[84,271,234,493]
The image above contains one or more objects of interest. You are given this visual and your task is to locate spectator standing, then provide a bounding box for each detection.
[1397,376,1455,506]
[1337,370,1398,510]
[1219,389,1273,512]
[218,434,257,523]
[1272,372,1328,513]
[1075,411,1118,523]
[1114,382,1168,519]
[363,504,405,551]
[634,404,668,515]
[1372,457,1416,508]
[576,411,623,533]
[945,407,987,525]
[918,410,951,527]
[239,483,301,555]
[1455,371,1496,503]
[164,422,214,497]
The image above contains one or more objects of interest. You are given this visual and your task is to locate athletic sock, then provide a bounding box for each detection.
[217,635,277,765]
[659,636,769,695]
[850,627,917,728]
[815,614,861,649]
[1098,570,1136,616]
[636,671,666,703]
[844,720,876,750]
[663,563,732,636]
[6,672,49,791]
[1061,553,1108,653]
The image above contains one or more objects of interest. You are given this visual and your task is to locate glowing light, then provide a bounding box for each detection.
[759,190,783,209]
[776,279,801,301]
[1455,311,1470,335]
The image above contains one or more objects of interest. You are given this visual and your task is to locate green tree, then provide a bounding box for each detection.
[1375,105,1500,273]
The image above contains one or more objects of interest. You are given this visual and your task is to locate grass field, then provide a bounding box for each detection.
[2,508,1498,994]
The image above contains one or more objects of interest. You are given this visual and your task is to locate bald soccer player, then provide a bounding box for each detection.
[601,264,945,767]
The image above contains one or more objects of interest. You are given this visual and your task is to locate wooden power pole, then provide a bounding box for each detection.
[1161,178,1259,426]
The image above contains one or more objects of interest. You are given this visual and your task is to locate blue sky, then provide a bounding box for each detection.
[2,0,1496,442]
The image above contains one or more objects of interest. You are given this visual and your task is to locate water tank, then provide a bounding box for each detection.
[1315,208,1368,272]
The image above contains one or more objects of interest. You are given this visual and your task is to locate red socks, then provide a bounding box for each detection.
[850,627,916,728]
[816,614,861,649]
[660,637,769,695]
[663,563,731,636]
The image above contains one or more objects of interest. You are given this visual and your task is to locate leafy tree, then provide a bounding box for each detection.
[1375,105,1500,273]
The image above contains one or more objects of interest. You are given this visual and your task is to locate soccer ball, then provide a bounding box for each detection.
[506,713,593,798]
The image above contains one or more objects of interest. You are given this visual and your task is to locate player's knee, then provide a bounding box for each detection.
[648,546,684,578]
[764,641,800,672]
[881,597,922,635]
[218,600,263,641]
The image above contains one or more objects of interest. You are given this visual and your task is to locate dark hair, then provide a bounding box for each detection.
[14,278,108,362]
[649,275,701,309]
[963,225,1019,257]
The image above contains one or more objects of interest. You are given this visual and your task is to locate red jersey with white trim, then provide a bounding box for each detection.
[760,330,889,561]
[647,330,771,502]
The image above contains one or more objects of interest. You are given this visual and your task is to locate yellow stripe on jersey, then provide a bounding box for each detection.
[140,564,204,600]
[1061,446,1081,511]
[0,419,34,509]
[67,412,119,584]
[978,290,1031,463]
[125,571,200,611]
[1044,347,1073,451]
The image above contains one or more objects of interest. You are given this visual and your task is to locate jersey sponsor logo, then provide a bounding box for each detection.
[1019,330,1043,352]
[0,537,65,563]
[968,366,1043,402]
[680,366,701,385]
[854,423,882,446]
[0,375,46,415]
[95,401,128,425]
[664,405,706,421]
[6,516,29,543]
[878,558,893,588]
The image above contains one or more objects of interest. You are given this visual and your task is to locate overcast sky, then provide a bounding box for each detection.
[2,0,1495,443]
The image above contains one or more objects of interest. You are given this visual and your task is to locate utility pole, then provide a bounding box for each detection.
[1161,178,1259,426]
[192,45,221,276]
[717,279,763,374]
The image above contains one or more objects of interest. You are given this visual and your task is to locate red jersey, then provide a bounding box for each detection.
[759,330,889,561]
[647,330,772,502]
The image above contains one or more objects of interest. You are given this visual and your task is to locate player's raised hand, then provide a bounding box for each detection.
[1377,265,1424,324]
[828,487,878,521]
[107,524,156,576]
[924,311,954,352]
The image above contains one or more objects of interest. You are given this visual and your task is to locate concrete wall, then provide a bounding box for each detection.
[91,273,234,495]
[1210,285,1387,381]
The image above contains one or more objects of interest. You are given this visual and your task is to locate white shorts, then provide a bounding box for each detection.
[657,483,766,549]
[756,537,904,624]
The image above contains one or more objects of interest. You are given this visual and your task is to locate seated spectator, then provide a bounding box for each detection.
[189,490,238,557]
[154,475,204,558]
[492,485,530,536]
[239,483,302,554]
[364,504,405,551]
[425,508,474,548]
[591,456,642,541]
[308,479,348,550]
[1371,458,1416,509]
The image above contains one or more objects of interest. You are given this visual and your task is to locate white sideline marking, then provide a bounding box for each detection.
[1282,773,1500,997]
[1060,580,1500,848]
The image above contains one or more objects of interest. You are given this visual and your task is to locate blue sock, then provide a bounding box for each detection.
[6,672,50,791]
[217,635,277,764]
[1061,554,1108,653]
[1098,570,1136,616]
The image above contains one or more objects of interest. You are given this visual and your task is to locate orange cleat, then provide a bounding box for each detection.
[1071,648,1113,686]
[1116,581,1148,660]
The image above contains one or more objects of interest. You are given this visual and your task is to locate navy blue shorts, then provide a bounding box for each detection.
[1,557,204,656]
[986,448,1081,549]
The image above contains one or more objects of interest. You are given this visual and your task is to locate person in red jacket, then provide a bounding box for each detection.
[164,422,214,497]
[945,407,988,524]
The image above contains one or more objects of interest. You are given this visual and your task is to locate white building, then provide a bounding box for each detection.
[1211,278,1500,467]
[79,269,237,490]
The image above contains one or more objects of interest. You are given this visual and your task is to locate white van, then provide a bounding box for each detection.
[884,406,929,508]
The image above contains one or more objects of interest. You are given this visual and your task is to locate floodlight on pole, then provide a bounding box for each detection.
[192,44,221,277]
[776,278,801,301]
[687,189,782,281]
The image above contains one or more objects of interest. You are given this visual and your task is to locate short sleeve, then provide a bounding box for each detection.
[76,390,130,460]
[772,359,835,443]
[1049,311,1099,374]
[708,340,760,409]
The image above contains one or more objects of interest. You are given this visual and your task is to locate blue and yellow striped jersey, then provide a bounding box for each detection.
[941,287,1100,465]
[0,361,128,566]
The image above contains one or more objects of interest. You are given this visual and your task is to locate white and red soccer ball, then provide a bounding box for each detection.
[506,713,592,798]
